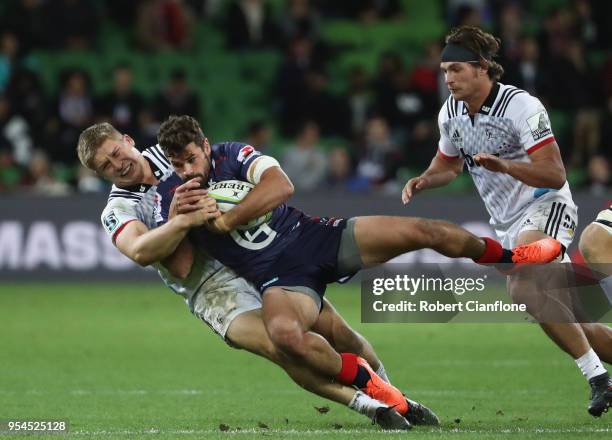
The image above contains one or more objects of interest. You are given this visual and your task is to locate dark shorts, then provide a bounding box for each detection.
[257,217,362,305]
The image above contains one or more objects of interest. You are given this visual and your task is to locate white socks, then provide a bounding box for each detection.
[576,348,607,381]
[376,363,390,384]
[349,390,385,418]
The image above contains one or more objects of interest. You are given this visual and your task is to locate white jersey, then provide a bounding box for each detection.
[437,82,574,229]
[100,144,234,311]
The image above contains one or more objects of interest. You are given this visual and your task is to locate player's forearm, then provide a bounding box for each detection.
[506,161,566,189]
[129,216,192,266]
[161,238,194,279]
[420,156,462,189]
[225,168,294,229]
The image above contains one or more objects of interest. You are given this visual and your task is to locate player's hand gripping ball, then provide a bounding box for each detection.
[208,180,273,230]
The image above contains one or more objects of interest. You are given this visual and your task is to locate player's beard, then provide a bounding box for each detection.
[185,150,212,188]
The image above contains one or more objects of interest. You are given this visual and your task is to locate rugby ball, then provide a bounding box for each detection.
[208,180,272,230]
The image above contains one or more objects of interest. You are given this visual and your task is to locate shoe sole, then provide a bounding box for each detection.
[406,399,440,426]
[375,407,412,431]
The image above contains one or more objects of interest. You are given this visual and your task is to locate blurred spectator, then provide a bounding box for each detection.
[354,0,402,22]
[276,36,326,135]
[590,0,612,50]
[327,146,369,192]
[373,60,434,139]
[597,95,612,163]
[502,36,544,96]
[137,0,195,51]
[137,110,161,148]
[495,2,522,64]
[47,70,95,164]
[2,0,47,53]
[405,119,438,170]
[538,7,575,61]
[280,0,321,42]
[541,39,601,166]
[0,32,21,91]
[281,120,327,191]
[154,69,200,121]
[327,147,351,188]
[300,70,350,137]
[409,42,442,102]
[226,0,279,50]
[5,69,48,146]
[574,0,597,49]
[451,3,482,27]
[44,0,100,50]
[587,155,610,196]
[104,0,140,28]
[244,119,272,151]
[22,150,71,196]
[97,64,145,137]
[77,165,105,193]
[356,116,401,184]
[371,51,403,106]
[346,66,373,137]
[0,94,33,168]
[0,144,23,191]
[319,0,401,22]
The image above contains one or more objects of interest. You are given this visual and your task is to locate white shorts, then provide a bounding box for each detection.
[191,276,262,343]
[592,207,612,235]
[494,191,578,257]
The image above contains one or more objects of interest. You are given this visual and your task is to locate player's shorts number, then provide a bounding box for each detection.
[230,223,277,250]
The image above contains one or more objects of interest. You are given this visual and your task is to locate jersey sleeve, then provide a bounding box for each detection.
[437,105,460,160]
[101,197,140,243]
[223,142,264,181]
[511,94,555,154]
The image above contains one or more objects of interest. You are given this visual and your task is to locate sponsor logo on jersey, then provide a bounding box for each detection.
[153,192,163,224]
[237,145,255,162]
[460,148,500,169]
[102,212,120,234]
[527,111,552,141]
[451,129,462,145]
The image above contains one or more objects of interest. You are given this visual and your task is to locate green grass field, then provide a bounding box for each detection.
[1,283,611,439]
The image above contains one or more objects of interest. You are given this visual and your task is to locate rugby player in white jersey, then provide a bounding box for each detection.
[402,26,611,416]
[579,206,612,373]
[76,122,422,430]
[580,205,612,290]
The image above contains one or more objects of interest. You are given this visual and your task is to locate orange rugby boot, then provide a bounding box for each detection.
[511,237,562,264]
[356,357,409,415]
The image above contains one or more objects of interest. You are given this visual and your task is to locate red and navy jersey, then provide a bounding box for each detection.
[189,141,308,284]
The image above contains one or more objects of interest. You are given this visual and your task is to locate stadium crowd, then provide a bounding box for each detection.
[0,0,611,195]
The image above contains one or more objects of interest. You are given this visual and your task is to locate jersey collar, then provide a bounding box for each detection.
[477,82,500,115]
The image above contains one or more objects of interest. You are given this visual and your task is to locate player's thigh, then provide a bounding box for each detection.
[262,287,320,335]
[580,223,612,265]
[312,299,363,353]
[225,309,280,363]
[515,229,549,246]
[353,216,436,266]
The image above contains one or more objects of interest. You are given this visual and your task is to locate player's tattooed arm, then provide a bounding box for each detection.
[473,140,566,189]
[402,153,463,204]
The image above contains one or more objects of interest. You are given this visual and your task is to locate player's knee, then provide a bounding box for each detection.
[266,317,306,357]
[508,273,544,314]
[579,224,603,263]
